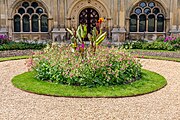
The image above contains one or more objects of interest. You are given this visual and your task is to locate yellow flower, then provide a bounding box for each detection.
[98,18,104,24]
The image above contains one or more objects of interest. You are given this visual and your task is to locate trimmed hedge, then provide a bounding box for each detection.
[0,42,46,51]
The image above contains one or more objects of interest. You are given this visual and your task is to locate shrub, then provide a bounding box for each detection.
[0,41,46,51]
[0,35,10,45]
[132,41,147,49]
[142,41,174,51]
[30,44,142,87]
[122,38,176,51]
[163,36,180,50]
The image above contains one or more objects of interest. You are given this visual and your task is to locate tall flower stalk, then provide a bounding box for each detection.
[67,18,107,58]
[88,18,107,55]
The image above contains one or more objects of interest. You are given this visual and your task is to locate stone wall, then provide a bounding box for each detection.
[0,0,179,41]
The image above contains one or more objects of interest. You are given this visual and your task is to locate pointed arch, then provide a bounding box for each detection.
[9,0,51,18]
[127,0,168,18]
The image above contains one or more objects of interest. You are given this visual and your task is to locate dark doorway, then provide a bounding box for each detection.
[79,8,99,34]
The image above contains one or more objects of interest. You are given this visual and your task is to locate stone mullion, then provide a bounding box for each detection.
[137,18,139,32]
[155,18,157,32]
[39,18,41,32]
[21,18,23,32]
[30,18,32,32]
[146,17,148,32]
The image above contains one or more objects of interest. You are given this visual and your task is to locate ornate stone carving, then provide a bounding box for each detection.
[69,0,108,28]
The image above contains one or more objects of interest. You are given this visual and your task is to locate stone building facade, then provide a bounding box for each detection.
[0,0,180,42]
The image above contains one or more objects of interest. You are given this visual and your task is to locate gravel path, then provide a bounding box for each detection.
[0,59,180,120]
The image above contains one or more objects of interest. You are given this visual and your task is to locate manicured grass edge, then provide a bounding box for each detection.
[130,49,180,53]
[12,69,167,98]
[0,56,30,62]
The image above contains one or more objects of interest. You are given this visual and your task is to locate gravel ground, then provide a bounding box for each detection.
[0,59,180,120]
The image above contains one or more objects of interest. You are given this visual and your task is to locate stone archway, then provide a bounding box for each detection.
[67,0,110,29]
[79,8,99,33]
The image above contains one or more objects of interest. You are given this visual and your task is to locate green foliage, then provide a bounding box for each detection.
[0,35,10,45]
[88,27,107,46]
[0,42,46,51]
[67,24,107,56]
[122,40,175,51]
[67,24,87,49]
[12,69,167,97]
[88,27,107,54]
[142,41,174,51]
[30,45,142,87]
[166,38,180,50]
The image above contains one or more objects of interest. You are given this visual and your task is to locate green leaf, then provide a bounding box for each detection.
[96,32,107,46]
[88,33,92,41]
[76,26,82,42]
[66,28,74,36]
[83,25,87,38]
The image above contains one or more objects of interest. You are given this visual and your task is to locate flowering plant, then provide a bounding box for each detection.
[0,35,10,45]
[31,44,142,87]
[163,36,180,50]
[164,36,176,42]
[67,18,107,57]
[67,24,87,58]
[88,18,107,55]
[29,18,142,87]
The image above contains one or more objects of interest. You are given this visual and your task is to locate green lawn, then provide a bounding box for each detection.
[0,56,30,62]
[12,69,167,98]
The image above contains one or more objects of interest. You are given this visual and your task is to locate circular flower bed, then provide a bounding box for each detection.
[27,44,142,87]
[12,69,167,97]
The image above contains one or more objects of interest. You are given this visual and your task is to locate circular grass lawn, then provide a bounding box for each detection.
[12,69,167,98]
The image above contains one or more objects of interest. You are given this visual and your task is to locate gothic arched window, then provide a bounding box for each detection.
[41,15,48,32]
[129,1,165,32]
[13,1,48,33]
[130,14,137,32]
[148,15,155,32]
[23,15,30,32]
[139,14,146,32]
[32,15,39,32]
[157,14,164,32]
[14,15,21,32]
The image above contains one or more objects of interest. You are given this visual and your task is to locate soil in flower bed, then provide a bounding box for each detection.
[0,50,36,58]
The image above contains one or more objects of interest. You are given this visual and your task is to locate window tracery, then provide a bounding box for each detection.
[13,1,48,32]
[130,1,165,32]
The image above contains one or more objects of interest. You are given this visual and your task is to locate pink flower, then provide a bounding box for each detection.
[76,47,80,51]
[81,43,85,49]
[70,74,74,78]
